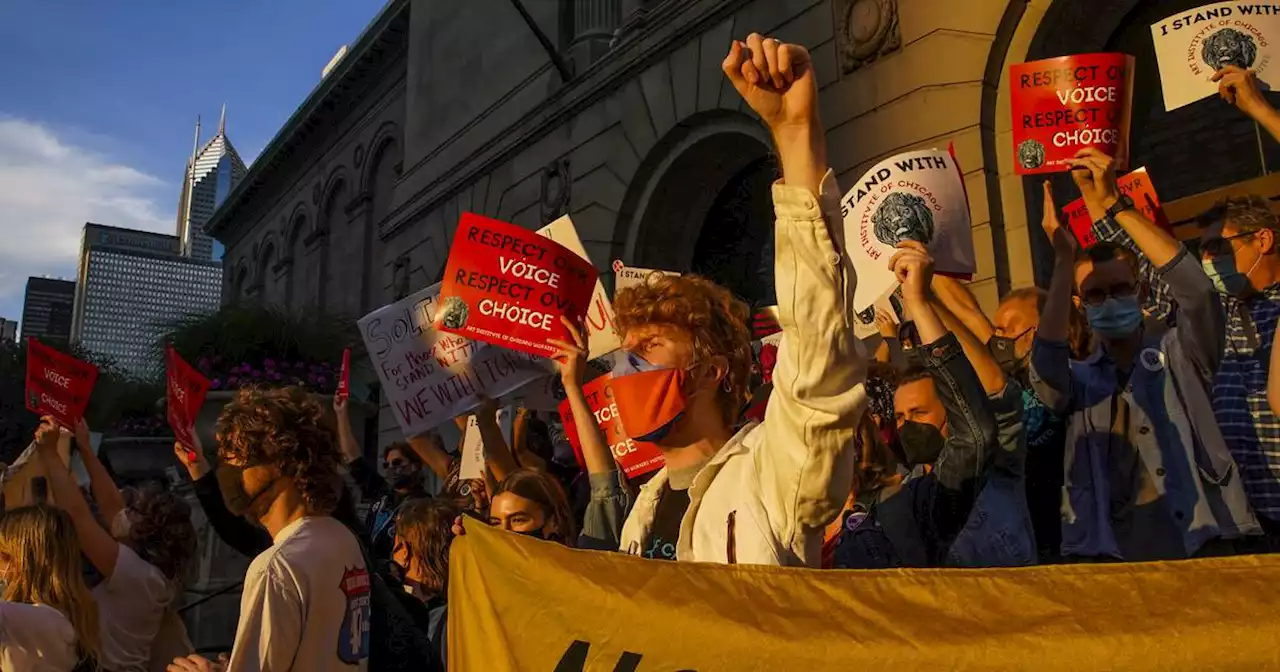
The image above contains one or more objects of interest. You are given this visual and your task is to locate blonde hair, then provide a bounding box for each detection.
[0,505,102,665]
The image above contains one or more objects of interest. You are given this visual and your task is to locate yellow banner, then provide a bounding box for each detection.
[448,521,1280,671]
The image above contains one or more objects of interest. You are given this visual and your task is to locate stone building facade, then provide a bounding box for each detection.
[207,0,1280,447]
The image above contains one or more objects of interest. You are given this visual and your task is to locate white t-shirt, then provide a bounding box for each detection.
[227,516,371,671]
[0,601,79,672]
[92,544,173,672]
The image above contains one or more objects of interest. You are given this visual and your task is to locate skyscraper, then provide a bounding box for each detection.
[0,319,16,343]
[176,106,247,261]
[20,277,76,344]
[71,224,222,377]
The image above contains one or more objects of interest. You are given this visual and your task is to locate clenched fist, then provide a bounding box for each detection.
[722,34,818,131]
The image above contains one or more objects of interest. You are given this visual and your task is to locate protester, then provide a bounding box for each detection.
[487,469,577,544]
[1032,151,1260,561]
[335,394,429,562]
[34,418,195,672]
[821,414,902,568]
[1196,193,1280,544]
[168,387,370,671]
[606,35,863,567]
[830,243,1002,568]
[0,504,102,672]
[390,498,457,672]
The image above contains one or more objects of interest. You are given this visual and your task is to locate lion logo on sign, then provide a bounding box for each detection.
[872,192,936,247]
[1202,28,1258,70]
[438,296,469,330]
[1017,138,1046,170]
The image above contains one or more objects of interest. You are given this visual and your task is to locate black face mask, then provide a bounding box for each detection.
[217,464,278,518]
[389,465,422,491]
[897,420,946,467]
[988,329,1032,375]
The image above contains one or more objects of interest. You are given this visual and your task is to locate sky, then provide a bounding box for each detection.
[0,0,386,329]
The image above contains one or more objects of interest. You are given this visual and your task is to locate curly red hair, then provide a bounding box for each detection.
[613,274,753,425]
[215,387,343,516]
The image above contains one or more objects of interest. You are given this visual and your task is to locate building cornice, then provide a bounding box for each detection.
[205,0,410,241]
[379,0,751,240]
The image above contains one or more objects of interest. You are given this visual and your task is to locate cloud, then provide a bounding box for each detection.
[0,117,173,311]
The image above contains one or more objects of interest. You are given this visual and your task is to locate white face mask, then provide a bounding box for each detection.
[111,509,134,539]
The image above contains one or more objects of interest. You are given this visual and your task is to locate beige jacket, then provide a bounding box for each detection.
[619,170,866,567]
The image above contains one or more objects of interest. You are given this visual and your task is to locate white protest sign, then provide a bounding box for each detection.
[537,216,622,359]
[458,407,516,480]
[359,283,549,437]
[1152,2,1280,110]
[69,431,103,487]
[612,260,680,295]
[840,147,974,311]
[852,290,902,340]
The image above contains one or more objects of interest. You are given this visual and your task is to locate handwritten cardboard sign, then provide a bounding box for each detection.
[840,148,975,311]
[436,213,598,358]
[1061,167,1172,247]
[613,261,680,295]
[166,346,211,453]
[538,216,621,360]
[1010,53,1134,175]
[559,376,665,479]
[25,338,98,428]
[360,283,549,436]
[336,348,351,402]
[1152,2,1280,110]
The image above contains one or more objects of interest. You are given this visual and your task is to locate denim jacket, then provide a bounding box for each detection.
[832,332,997,568]
[946,381,1038,567]
[1030,248,1260,559]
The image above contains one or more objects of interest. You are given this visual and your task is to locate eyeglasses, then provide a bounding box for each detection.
[1201,230,1267,258]
[1080,282,1137,307]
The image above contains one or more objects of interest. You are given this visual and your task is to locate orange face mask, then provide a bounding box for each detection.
[610,352,690,443]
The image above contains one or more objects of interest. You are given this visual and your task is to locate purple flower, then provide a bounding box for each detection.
[211,378,223,390]
[271,372,283,381]
[197,356,212,371]
[264,358,277,369]
[228,376,239,386]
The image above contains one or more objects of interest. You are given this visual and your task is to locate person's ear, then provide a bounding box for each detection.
[1258,228,1277,255]
[703,355,730,391]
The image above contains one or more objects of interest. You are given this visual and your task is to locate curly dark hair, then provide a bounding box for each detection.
[614,273,753,426]
[215,386,343,516]
[123,485,197,582]
[395,498,460,598]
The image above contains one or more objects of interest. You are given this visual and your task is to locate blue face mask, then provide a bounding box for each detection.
[1085,295,1143,339]
[1202,254,1260,296]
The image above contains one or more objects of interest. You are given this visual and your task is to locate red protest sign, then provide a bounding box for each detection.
[1010,53,1134,175]
[437,213,598,358]
[336,348,351,402]
[559,376,665,479]
[166,346,211,453]
[1061,167,1171,248]
[25,338,98,428]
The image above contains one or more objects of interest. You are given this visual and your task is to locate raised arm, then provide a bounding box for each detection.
[725,36,864,551]
[174,439,271,558]
[334,395,392,505]
[929,281,1006,396]
[1030,181,1078,415]
[932,275,995,344]
[1215,65,1280,143]
[34,418,121,577]
[406,432,453,482]
[74,418,126,526]
[474,398,519,484]
[1069,148,1224,375]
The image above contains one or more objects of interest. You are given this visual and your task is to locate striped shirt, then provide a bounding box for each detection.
[1213,284,1280,520]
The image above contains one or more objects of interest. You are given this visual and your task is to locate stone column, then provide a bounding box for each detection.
[569,0,621,69]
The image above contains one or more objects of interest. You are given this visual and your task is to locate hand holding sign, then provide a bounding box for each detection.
[166,346,211,460]
[25,338,98,429]
[336,348,351,402]
[547,316,589,386]
[1062,167,1169,247]
[438,214,599,358]
[1067,148,1123,216]
[1152,2,1280,111]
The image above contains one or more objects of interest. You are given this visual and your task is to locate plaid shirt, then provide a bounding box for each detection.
[1091,214,1178,325]
[1213,284,1280,520]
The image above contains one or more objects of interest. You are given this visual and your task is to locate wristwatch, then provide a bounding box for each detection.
[1105,195,1135,219]
[1091,194,1135,244]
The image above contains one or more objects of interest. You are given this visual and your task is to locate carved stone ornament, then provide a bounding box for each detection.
[835,0,901,74]
[540,158,572,225]
[312,183,322,205]
[354,143,366,168]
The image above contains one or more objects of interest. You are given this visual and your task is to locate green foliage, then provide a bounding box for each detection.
[159,302,354,366]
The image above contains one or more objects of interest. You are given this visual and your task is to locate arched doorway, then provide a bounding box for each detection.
[1017,0,1280,282]
[620,112,778,307]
